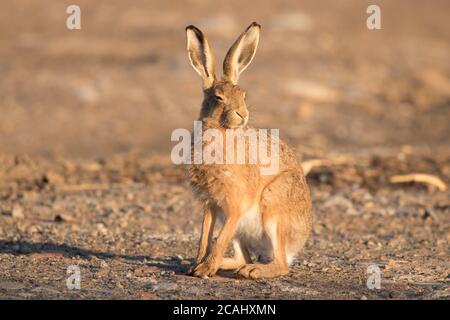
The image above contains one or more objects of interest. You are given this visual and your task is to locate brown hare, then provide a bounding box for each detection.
[186,22,312,279]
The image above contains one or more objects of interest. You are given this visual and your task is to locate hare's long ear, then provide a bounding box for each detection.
[186,25,217,89]
[223,22,260,84]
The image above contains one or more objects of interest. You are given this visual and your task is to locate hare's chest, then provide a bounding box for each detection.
[188,166,238,205]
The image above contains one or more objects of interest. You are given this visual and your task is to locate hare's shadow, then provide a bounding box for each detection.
[0,240,245,278]
[0,240,190,275]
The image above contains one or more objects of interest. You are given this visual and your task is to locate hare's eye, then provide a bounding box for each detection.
[215,95,224,101]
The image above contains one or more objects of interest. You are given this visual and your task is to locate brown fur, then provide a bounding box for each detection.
[186,22,312,279]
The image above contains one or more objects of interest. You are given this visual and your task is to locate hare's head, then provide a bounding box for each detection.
[186,22,260,129]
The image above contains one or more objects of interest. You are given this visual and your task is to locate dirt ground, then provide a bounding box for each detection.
[0,0,449,299]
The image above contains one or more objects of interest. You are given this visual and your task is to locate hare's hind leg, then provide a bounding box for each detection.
[236,218,289,279]
[219,239,252,270]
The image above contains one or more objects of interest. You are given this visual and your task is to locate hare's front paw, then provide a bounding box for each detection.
[235,264,262,279]
[190,260,218,279]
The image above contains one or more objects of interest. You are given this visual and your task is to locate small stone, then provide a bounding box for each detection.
[175,254,184,261]
[96,223,108,235]
[54,213,76,223]
[12,206,24,219]
[116,282,124,289]
[28,225,39,234]
[137,291,159,299]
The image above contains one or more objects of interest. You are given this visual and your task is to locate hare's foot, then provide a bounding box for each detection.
[190,258,219,279]
[219,257,245,271]
[235,263,289,279]
[187,260,201,275]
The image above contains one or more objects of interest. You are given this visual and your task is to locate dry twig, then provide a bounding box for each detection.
[389,173,447,192]
[301,156,354,175]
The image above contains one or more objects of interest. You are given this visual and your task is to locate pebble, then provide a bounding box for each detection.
[12,206,24,219]
[96,223,108,235]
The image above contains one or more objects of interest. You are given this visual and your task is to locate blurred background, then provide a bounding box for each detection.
[0,0,449,159]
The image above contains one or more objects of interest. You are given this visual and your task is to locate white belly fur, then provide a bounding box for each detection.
[234,204,273,259]
[235,204,263,239]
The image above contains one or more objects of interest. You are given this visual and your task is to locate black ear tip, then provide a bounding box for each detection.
[186,25,204,40]
[250,22,261,29]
